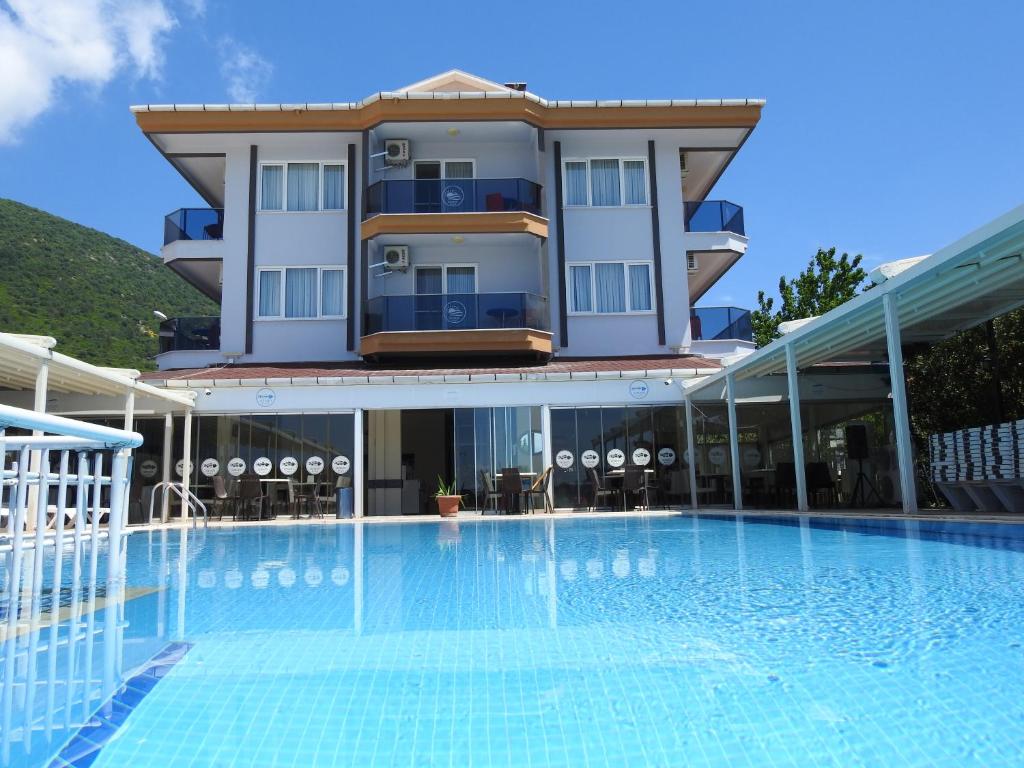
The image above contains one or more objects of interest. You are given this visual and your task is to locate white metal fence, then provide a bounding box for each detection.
[1,404,142,761]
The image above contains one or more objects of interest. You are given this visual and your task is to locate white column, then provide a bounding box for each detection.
[883,293,918,513]
[26,361,49,529]
[180,409,193,526]
[161,413,173,523]
[540,404,553,510]
[726,373,743,511]
[353,409,365,519]
[684,396,698,509]
[122,390,136,431]
[786,344,809,512]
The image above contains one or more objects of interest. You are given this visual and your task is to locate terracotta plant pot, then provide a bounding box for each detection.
[436,495,461,517]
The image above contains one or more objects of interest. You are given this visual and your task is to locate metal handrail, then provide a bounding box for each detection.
[147,481,208,529]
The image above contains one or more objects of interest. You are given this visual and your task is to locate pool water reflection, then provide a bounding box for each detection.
[5,516,1024,766]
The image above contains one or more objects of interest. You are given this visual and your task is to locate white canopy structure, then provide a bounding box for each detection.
[684,204,1024,514]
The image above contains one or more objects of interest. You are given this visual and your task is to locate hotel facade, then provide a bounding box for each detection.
[132,70,762,517]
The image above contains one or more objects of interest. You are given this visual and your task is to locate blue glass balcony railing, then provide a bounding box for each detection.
[684,200,744,235]
[364,293,549,335]
[365,179,542,216]
[164,208,225,246]
[158,316,221,354]
[690,307,752,342]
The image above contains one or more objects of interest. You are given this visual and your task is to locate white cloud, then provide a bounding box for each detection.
[0,0,176,143]
[181,0,206,17]
[219,37,272,102]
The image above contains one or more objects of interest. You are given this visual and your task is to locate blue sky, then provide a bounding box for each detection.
[1,0,1021,309]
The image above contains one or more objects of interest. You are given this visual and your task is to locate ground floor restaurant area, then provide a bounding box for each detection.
[105,382,905,523]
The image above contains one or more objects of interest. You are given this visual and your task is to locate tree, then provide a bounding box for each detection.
[750,247,867,347]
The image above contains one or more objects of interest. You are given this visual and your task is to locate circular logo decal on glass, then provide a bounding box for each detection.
[607,449,626,468]
[657,447,677,466]
[332,455,351,475]
[175,459,192,477]
[256,388,276,408]
[305,456,325,475]
[253,457,273,476]
[200,458,220,477]
[632,448,651,466]
[555,450,574,469]
[227,458,247,477]
[581,450,600,469]
[742,446,762,467]
[442,184,465,207]
[708,445,727,466]
[139,459,159,479]
[444,300,467,326]
[279,456,299,476]
[629,380,650,400]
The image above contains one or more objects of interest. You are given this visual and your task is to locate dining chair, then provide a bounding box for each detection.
[586,467,620,512]
[774,462,797,508]
[236,478,266,521]
[211,475,234,520]
[499,467,526,514]
[805,462,838,507]
[479,470,502,513]
[623,466,656,510]
[525,466,553,514]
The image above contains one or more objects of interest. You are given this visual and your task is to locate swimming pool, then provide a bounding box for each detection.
[5,514,1024,766]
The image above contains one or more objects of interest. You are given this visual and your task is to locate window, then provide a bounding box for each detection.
[562,158,648,207]
[256,267,346,319]
[567,261,654,314]
[259,162,345,212]
[414,265,478,295]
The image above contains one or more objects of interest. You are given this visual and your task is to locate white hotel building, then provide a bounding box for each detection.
[129,70,762,517]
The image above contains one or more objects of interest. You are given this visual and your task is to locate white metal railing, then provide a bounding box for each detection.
[0,404,142,762]
[147,482,208,529]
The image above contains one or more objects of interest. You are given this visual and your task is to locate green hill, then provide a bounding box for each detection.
[0,199,218,370]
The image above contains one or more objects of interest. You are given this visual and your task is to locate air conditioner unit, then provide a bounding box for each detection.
[687,253,698,271]
[384,139,410,166]
[384,245,410,271]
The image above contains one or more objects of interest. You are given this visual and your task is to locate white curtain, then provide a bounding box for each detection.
[261,165,283,210]
[287,163,319,211]
[258,270,281,316]
[590,159,621,206]
[623,160,647,205]
[565,161,588,206]
[444,161,474,179]
[285,268,317,317]
[323,165,344,210]
[321,269,344,316]
[446,266,476,294]
[416,267,443,294]
[628,264,652,311]
[595,263,626,312]
[570,265,592,312]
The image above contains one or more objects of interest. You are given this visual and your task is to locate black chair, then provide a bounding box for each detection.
[587,467,620,512]
[774,462,797,508]
[623,466,657,510]
[211,475,235,520]
[236,478,267,521]
[499,468,526,514]
[806,462,839,507]
[479,470,502,513]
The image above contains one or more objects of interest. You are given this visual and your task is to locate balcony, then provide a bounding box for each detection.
[361,292,552,359]
[362,179,547,240]
[684,200,744,235]
[690,307,752,342]
[164,208,224,245]
[158,316,220,354]
[366,179,542,216]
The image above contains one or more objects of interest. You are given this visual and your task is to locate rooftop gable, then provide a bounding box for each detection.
[396,69,512,94]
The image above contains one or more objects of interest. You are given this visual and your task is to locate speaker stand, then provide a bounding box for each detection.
[848,458,882,508]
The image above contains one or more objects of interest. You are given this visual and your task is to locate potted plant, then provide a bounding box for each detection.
[434,477,463,518]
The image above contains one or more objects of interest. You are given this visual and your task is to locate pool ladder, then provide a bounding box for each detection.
[147,481,208,528]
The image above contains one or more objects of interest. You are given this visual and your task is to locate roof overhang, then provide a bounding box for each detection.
[685,204,1024,398]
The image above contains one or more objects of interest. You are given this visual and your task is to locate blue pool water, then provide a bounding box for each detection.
[5,515,1024,766]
